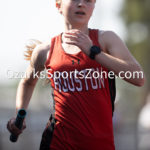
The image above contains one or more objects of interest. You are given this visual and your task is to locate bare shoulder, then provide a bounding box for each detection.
[98,30,124,49]
[98,30,121,41]
[31,42,50,71]
[98,29,136,62]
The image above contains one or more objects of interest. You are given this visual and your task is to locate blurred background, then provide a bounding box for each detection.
[0,0,149,149]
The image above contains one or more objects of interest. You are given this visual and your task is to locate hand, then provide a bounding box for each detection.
[7,117,26,136]
[63,29,93,56]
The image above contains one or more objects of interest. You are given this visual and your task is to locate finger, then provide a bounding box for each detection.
[66,29,81,33]
[7,119,23,135]
[64,40,78,46]
[64,32,79,38]
[77,33,89,40]
[63,36,79,43]
[11,123,22,134]
[12,127,22,135]
[66,30,90,40]
[68,32,89,40]
[22,121,26,130]
[7,121,11,132]
[63,33,78,39]
[8,119,15,131]
[65,30,82,36]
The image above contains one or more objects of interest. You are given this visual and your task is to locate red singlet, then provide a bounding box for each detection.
[45,29,115,150]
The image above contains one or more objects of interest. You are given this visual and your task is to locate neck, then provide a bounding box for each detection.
[64,22,89,34]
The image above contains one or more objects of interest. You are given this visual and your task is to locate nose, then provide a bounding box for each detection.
[77,0,85,7]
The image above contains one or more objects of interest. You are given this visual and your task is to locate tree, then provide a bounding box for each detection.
[122,0,150,93]
[116,0,150,149]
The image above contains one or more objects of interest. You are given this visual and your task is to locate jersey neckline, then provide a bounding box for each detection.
[59,28,92,57]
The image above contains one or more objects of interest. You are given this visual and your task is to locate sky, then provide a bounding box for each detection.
[0,0,124,84]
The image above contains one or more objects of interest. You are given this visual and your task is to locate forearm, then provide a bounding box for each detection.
[16,78,37,113]
[15,43,49,112]
[59,29,145,86]
[95,51,145,86]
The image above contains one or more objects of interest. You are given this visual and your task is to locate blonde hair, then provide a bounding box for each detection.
[56,0,61,4]
[24,39,42,61]
[24,0,60,60]
[24,39,50,84]
[56,0,61,8]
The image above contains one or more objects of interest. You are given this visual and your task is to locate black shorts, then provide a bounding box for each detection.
[39,115,56,150]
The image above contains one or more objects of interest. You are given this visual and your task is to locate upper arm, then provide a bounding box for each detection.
[30,43,50,72]
[23,43,50,85]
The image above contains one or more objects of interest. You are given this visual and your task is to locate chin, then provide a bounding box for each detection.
[71,19,88,26]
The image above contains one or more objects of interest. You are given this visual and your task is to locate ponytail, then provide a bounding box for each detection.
[24,39,42,60]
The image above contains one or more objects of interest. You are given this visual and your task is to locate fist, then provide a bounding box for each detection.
[63,29,93,56]
[7,117,26,136]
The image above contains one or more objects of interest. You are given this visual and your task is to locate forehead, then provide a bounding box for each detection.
[56,0,96,2]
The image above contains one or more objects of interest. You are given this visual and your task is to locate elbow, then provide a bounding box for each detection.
[20,77,37,87]
[136,78,145,87]
[126,73,145,87]
[134,76,145,87]
[133,68,145,87]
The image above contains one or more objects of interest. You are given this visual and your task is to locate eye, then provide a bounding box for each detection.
[85,0,92,3]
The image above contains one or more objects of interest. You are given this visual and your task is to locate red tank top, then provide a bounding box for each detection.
[45,29,115,150]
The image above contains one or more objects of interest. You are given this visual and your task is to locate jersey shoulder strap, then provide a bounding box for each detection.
[91,28,117,115]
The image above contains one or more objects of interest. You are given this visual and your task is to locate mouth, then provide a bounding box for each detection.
[75,11,86,15]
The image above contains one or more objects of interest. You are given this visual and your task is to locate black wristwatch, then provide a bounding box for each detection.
[89,46,101,60]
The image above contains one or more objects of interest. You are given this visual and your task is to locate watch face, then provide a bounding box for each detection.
[91,46,101,54]
[89,46,101,60]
